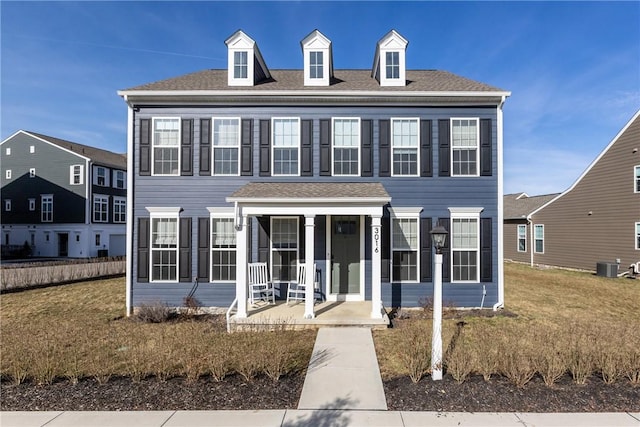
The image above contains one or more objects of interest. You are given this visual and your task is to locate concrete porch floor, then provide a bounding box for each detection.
[229,300,390,331]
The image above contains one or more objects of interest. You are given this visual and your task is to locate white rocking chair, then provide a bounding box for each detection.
[248,262,275,306]
[286,262,321,304]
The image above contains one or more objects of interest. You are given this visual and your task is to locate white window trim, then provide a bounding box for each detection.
[208,208,236,283]
[30,145,35,154]
[28,198,36,211]
[212,117,241,176]
[5,147,10,155]
[332,117,361,176]
[389,207,423,284]
[70,164,84,185]
[151,117,181,177]
[41,194,53,223]
[390,118,420,177]
[380,49,406,87]
[534,224,545,254]
[113,197,126,223]
[95,166,109,186]
[517,224,527,253]
[5,199,11,212]
[228,49,253,86]
[634,165,640,193]
[635,222,640,250]
[271,117,301,177]
[449,207,483,283]
[29,168,36,178]
[114,170,126,189]
[5,170,11,179]
[93,195,109,223]
[450,117,480,177]
[270,216,299,282]
[147,207,181,283]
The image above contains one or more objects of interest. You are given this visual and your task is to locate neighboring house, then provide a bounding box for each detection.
[1,130,127,258]
[118,29,510,319]
[503,109,640,272]
[503,192,560,264]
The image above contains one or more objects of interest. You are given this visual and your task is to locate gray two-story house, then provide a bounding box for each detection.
[118,29,510,320]
[1,131,127,258]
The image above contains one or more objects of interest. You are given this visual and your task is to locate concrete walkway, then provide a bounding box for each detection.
[2,410,639,426]
[297,327,387,410]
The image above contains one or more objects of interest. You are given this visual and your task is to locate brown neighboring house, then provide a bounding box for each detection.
[503,109,640,273]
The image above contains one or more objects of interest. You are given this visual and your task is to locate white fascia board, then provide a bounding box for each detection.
[529,108,640,218]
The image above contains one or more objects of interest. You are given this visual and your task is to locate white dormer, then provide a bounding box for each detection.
[372,30,408,87]
[301,29,333,87]
[225,30,270,87]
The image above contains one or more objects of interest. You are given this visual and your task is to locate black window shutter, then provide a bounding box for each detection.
[139,119,151,176]
[319,119,331,176]
[137,217,150,282]
[437,217,450,281]
[301,119,313,176]
[379,119,391,177]
[179,217,192,282]
[181,119,193,176]
[480,217,492,282]
[257,216,270,263]
[480,118,492,176]
[197,217,210,282]
[361,120,373,177]
[298,216,305,260]
[420,120,433,177]
[420,217,433,282]
[259,120,271,176]
[241,119,253,176]
[438,119,450,177]
[381,214,390,282]
[199,118,211,176]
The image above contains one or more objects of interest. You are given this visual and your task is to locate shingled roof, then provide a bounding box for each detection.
[26,131,126,170]
[503,193,560,220]
[228,182,391,201]
[122,69,506,93]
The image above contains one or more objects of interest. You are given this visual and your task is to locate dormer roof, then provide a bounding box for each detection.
[224,30,271,86]
[372,29,409,87]
[300,29,333,86]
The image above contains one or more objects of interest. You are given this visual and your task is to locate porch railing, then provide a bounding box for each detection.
[226,297,238,333]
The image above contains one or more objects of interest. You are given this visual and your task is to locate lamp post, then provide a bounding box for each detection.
[430,225,448,381]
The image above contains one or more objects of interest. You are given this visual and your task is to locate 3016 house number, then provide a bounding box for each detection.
[374,227,380,253]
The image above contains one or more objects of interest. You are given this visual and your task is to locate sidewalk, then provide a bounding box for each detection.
[2,410,639,426]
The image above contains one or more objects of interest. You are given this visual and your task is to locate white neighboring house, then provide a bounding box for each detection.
[1,130,127,258]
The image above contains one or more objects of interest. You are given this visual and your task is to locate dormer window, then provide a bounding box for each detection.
[372,30,408,87]
[301,30,332,86]
[225,30,270,87]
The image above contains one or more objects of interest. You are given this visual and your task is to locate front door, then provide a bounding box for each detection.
[58,233,68,257]
[330,216,361,298]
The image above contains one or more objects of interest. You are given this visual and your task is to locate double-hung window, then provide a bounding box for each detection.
[210,216,236,281]
[450,208,482,283]
[150,213,179,282]
[391,214,419,282]
[332,118,360,176]
[635,166,640,193]
[451,118,479,176]
[386,51,400,79]
[272,118,300,176]
[517,224,527,252]
[114,170,125,189]
[70,165,84,185]
[93,195,109,222]
[41,195,53,222]
[234,51,248,79]
[534,224,544,254]
[391,118,419,176]
[212,118,240,175]
[271,217,298,282]
[96,167,107,186]
[310,51,323,79]
[152,118,180,176]
[113,198,126,223]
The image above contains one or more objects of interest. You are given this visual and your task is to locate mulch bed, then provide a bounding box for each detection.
[2,374,639,412]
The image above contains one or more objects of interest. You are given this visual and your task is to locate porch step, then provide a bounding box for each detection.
[297,327,388,410]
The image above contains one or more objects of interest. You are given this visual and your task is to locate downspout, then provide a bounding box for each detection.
[493,95,507,311]
[528,215,534,267]
[125,99,134,316]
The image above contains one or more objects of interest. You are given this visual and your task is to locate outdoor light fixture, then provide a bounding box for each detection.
[430,224,448,381]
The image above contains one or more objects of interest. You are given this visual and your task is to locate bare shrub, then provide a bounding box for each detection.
[136,301,173,323]
[497,324,536,388]
[444,325,475,384]
[148,328,179,382]
[396,322,431,383]
[566,325,594,385]
[470,323,500,381]
[233,332,263,381]
[624,350,640,385]
[1,325,32,385]
[176,322,209,383]
[260,332,294,382]
[205,333,234,382]
[30,332,61,385]
[532,326,568,387]
[183,296,203,317]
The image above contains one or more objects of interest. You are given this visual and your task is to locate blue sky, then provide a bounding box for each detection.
[1,1,638,196]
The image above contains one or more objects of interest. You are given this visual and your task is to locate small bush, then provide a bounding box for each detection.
[136,301,173,323]
[395,321,431,383]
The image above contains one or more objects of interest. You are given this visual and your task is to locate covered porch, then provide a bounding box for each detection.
[226,182,391,324]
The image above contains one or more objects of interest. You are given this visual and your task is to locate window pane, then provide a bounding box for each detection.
[453,250,477,281]
[386,51,399,79]
[393,251,417,281]
[152,218,177,247]
[310,51,323,79]
[234,51,247,78]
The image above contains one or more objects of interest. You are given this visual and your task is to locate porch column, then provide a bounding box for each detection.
[304,215,316,319]
[235,214,248,318]
[371,215,383,319]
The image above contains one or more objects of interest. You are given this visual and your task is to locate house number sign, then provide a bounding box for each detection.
[374,226,380,253]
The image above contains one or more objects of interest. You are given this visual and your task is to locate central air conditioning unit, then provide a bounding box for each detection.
[596,262,618,278]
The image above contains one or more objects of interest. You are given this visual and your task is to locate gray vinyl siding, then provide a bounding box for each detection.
[130,106,500,308]
[1,133,87,224]
[530,114,640,271]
